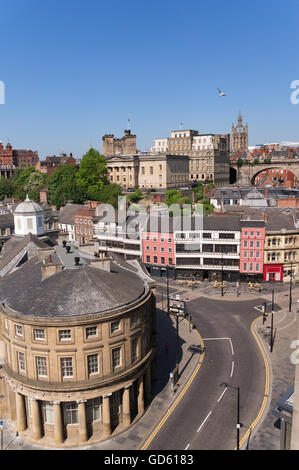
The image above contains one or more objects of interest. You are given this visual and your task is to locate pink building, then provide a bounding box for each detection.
[142,229,175,277]
[240,222,266,279]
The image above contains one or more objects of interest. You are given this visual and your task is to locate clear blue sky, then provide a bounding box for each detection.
[0,0,298,159]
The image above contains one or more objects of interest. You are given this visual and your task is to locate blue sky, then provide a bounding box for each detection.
[0,0,298,158]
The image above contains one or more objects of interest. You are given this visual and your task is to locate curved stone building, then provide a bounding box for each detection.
[0,246,156,447]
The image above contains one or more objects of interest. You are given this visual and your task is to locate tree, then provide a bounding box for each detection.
[128,189,143,203]
[13,167,48,201]
[237,158,244,168]
[0,178,16,200]
[76,148,122,207]
[47,164,86,209]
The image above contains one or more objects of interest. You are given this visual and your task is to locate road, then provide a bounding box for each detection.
[146,295,268,450]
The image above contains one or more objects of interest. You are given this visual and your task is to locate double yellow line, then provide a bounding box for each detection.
[140,321,205,450]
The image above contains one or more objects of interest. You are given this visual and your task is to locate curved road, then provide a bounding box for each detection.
[145,297,268,450]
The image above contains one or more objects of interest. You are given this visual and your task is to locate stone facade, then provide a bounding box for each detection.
[102,130,136,157]
[231,112,248,153]
[0,252,157,448]
[106,153,190,190]
[152,130,230,186]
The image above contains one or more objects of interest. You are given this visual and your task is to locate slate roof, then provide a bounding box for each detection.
[0,233,48,272]
[0,255,146,319]
[266,214,297,232]
[58,203,83,225]
[0,213,14,227]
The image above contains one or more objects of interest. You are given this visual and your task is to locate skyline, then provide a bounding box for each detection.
[0,0,298,159]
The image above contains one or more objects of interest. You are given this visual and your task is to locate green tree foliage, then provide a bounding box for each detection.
[165,189,184,206]
[0,178,16,200]
[13,167,48,201]
[76,148,122,207]
[128,189,143,203]
[47,164,86,209]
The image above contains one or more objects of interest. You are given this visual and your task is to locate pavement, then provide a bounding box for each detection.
[2,279,298,450]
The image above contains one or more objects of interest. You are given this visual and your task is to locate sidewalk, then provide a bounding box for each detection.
[246,287,299,450]
[1,302,202,450]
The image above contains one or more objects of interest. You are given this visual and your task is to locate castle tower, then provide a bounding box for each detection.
[231,112,248,152]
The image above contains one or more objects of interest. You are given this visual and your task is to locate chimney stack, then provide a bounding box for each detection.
[41,258,63,280]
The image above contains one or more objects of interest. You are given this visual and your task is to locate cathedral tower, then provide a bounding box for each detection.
[231,112,248,152]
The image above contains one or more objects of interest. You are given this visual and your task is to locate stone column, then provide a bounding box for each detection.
[77,400,88,443]
[102,394,112,438]
[16,392,27,432]
[145,366,151,405]
[137,376,144,415]
[53,401,64,445]
[123,385,131,426]
[31,398,42,441]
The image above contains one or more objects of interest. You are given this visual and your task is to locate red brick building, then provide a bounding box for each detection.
[0,141,39,167]
[36,153,76,175]
[74,206,96,245]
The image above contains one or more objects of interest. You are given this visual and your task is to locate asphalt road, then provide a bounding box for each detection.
[147,296,268,450]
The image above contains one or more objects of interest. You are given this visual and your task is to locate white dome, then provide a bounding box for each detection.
[14,195,43,214]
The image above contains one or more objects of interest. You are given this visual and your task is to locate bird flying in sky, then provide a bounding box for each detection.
[217,88,226,97]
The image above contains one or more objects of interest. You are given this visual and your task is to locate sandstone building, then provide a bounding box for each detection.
[102,130,137,157]
[151,129,230,186]
[0,198,156,448]
[231,112,248,153]
[106,153,189,190]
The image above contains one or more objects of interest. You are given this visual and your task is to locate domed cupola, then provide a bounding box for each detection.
[14,194,45,236]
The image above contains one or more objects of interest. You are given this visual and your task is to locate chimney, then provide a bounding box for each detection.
[41,256,63,280]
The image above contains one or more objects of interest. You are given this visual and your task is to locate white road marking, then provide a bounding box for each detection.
[202,337,234,356]
[217,387,227,402]
[230,361,234,377]
[197,410,212,433]
[185,443,190,450]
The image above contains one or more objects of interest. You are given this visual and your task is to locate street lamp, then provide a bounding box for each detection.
[220,383,241,450]
[289,260,293,313]
[168,297,187,382]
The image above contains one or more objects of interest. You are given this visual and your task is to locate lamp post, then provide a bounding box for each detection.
[220,383,241,450]
[168,297,186,381]
[289,261,293,313]
[0,394,4,451]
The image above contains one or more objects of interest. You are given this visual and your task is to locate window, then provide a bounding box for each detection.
[168,248,172,253]
[87,398,101,423]
[160,247,165,252]
[61,357,73,378]
[36,356,47,377]
[256,251,260,258]
[244,231,248,236]
[130,311,138,327]
[110,320,120,334]
[161,257,165,264]
[146,255,150,263]
[244,241,248,248]
[64,402,78,425]
[243,263,247,271]
[256,263,260,271]
[131,337,138,363]
[87,354,99,375]
[249,251,254,258]
[112,347,121,370]
[153,256,158,263]
[250,241,254,248]
[58,330,71,341]
[257,232,261,237]
[15,325,23,337]
[153,246,157,252]
[86,326,97,339]
[249,263,254,271]
[43,401,54,425]
[256,241,260,248]
[243,251,248,258]
[18,351,26,372]
[34,329,45,340]
[169,258,173,265]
